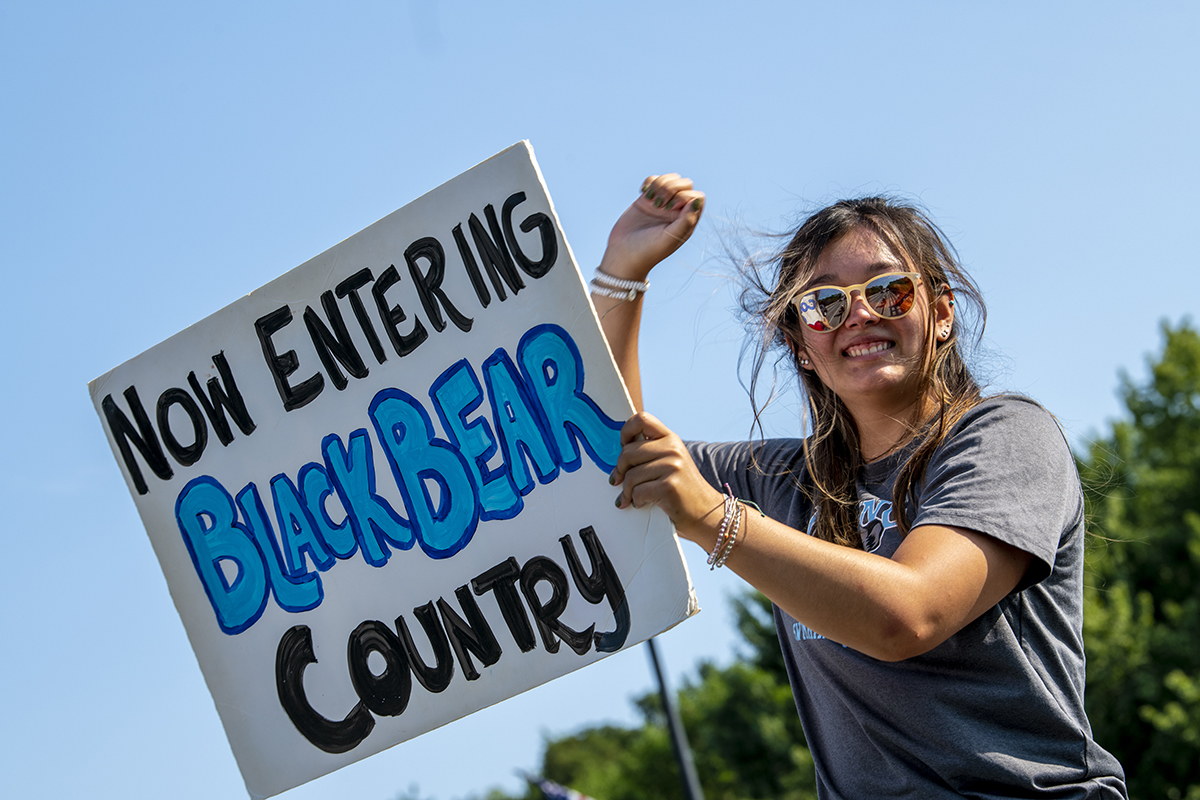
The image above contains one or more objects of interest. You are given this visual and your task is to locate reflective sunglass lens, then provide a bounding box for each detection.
[798,289,849,331]
[865,275,915,318]
[815,288,850,329]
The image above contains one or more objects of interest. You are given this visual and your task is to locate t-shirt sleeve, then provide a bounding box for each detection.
[686,438,808,518]
[686,440,758,499]
[911,397,1082,590]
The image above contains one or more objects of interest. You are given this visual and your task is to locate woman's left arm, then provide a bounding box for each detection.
[612,412,1033,662]
[725,514,1033,661]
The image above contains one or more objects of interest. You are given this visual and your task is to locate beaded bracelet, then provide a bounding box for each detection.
[708,484,737,569]
[591,268,649,302]
[714,502,742,569]
[708,484,765,570]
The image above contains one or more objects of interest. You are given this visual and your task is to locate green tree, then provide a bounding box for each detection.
[1079,320,1200,799]
[494,591,816,800]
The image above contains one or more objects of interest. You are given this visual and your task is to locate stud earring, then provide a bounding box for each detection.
[800,358,810,366]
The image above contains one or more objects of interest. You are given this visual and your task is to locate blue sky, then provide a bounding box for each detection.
[2,3,1197,799]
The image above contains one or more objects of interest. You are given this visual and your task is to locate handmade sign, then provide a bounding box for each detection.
[89,142,698,799]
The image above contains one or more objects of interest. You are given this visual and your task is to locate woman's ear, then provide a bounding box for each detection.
[934,289,955,342]
[788,336,813,369]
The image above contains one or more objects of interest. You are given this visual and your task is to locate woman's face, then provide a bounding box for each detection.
[793,226,952,416]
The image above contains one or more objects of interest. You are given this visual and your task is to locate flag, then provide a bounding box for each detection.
[522,773,595,800]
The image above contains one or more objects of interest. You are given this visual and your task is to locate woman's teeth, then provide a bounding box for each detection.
[844,341,894,358]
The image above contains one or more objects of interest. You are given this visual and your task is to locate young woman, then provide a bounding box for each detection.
[593,174,1128,798]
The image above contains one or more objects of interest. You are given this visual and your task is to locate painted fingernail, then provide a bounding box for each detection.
[608,472,617,485]
[641,183,649,193]
[667,200,676,210]
[654,198,664,208]
[614,496,623,508]
[647,191,656,200]
[692,198,703,211]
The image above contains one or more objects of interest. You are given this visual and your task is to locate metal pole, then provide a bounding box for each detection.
[646,637,705,800]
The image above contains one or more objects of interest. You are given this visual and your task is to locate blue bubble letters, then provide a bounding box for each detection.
[174,325,623,635]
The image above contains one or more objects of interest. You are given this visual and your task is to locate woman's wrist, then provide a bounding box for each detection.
[596,253,653,283]
[673,489,728,550]
[675,485,766,570]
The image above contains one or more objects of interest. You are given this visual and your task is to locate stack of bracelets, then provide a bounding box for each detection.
[707,483,765,569]
[708,483,743,569]
[590,269,649,302]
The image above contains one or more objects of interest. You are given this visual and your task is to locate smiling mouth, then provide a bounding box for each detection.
[844,341,895,358]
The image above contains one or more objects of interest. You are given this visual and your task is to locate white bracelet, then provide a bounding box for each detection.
[591,269,649,302]
[592,269,650,292]
[590,282,644,301]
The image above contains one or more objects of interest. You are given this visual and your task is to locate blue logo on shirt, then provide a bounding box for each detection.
[858,498,896,553]
[793,621,825,641]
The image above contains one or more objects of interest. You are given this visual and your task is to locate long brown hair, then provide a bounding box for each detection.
[741,197,986,547]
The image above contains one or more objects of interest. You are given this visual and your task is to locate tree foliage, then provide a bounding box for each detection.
[490,592,816,800]
[1079,320,1200,799]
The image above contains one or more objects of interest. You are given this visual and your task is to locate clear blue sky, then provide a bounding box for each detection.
[3,3,1197,799]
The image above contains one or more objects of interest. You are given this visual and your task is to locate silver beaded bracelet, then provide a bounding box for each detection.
[591,268,649,302]
[708,483,765,569]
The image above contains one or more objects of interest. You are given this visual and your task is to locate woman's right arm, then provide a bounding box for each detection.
[592,174,704,412]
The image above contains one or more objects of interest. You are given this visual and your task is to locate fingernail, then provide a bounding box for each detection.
[641,183,649,193]
[614,496,623,508]
[647,191,655,200]
[667,200,676,210]
[608,472,616,485]
[692,198,703,211]
[654,198,664,208]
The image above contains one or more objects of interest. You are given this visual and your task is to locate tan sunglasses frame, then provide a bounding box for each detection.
[793,271,924,332]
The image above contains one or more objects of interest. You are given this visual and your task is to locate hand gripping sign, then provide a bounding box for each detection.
[89,142,698,799]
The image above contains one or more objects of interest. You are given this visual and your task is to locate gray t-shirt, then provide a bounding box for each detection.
[688,396,1127,798]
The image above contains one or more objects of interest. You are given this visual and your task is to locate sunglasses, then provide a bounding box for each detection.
[792,271,922,332]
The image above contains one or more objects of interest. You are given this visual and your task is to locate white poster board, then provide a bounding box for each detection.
[89,142,697,799]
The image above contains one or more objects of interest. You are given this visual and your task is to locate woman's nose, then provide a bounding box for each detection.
[843,291,878,326]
